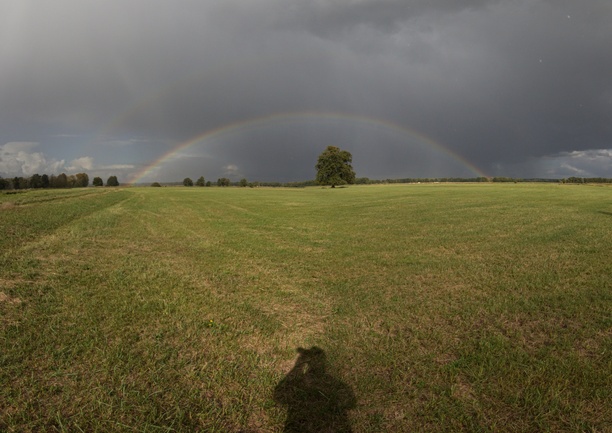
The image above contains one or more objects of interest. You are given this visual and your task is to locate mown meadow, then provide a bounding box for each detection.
[1,184,610,432]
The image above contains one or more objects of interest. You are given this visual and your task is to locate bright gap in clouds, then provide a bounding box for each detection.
[0,142,65,176]
[538,149,612,178]
[0,142,135,181]
[493,149,612,179]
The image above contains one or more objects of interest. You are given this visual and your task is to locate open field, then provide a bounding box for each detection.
[1,184,611,432]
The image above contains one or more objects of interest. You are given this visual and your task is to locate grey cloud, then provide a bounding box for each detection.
[1,0,611,181]
[280,0,499,37]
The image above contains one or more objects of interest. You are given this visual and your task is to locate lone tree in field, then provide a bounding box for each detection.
[315,146,356,188]
[92,177,103,187]
[183,177,194,186]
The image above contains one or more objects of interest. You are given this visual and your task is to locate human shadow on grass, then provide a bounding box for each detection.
[274,346,356,433]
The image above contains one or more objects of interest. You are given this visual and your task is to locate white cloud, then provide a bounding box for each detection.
[1,142,38,153]
[532,149,612,178]
[0,142,65,176]
[66,156,94,172]
[100,164,135,170]
[558,162,588,176]
[0,143,136,181]
[223,164,240,176]
[565,149,612,161]
[105,139,150,147]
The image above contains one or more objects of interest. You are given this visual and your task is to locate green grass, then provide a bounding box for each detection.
[1,184,610,432]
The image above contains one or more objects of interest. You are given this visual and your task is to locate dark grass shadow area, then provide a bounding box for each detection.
[597,211,612,216]
[274,347,356,433]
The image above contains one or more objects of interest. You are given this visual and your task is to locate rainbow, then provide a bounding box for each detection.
[129,112,487,184]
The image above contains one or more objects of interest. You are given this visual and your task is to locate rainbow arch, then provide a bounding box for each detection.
[129,112,487,183]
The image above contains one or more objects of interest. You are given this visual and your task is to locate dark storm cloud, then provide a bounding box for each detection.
[1,0,611,181]
[282,0,498,37]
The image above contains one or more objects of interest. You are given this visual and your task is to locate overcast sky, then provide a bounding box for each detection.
[1,0,611,183]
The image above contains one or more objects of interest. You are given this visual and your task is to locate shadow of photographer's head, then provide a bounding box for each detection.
[295,346,326,374]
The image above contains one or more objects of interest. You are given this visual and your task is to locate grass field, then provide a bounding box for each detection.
[1,184,610,432]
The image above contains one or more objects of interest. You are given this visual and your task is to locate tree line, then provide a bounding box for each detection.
[560,177,612,184]
[0,173,120,190]
[353,177,612,184]
[165,175,612,189]
[174,176,253,188]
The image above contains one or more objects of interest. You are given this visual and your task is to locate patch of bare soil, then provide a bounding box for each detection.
[0,291,22,304]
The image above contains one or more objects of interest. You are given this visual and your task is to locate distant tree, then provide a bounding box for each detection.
[92,177,103,187]
[41,174,50,188]
[315,146,356,188]
[53,173,68,188]
[29,173,43,188]
[0,177,7,190]
[151,182,162,187]
[75,173,89,187]
[183,177,194,187]
[239,178,248,187]
[106,175,119,187]
[205,181,212,187]
[196,176,205,186]
[217,177,230,187]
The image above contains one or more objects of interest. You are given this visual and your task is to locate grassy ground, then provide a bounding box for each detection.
[1,184,610,432]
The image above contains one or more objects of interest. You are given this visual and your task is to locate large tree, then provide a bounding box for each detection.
[106,176,119,187]
[315,146,356,188]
